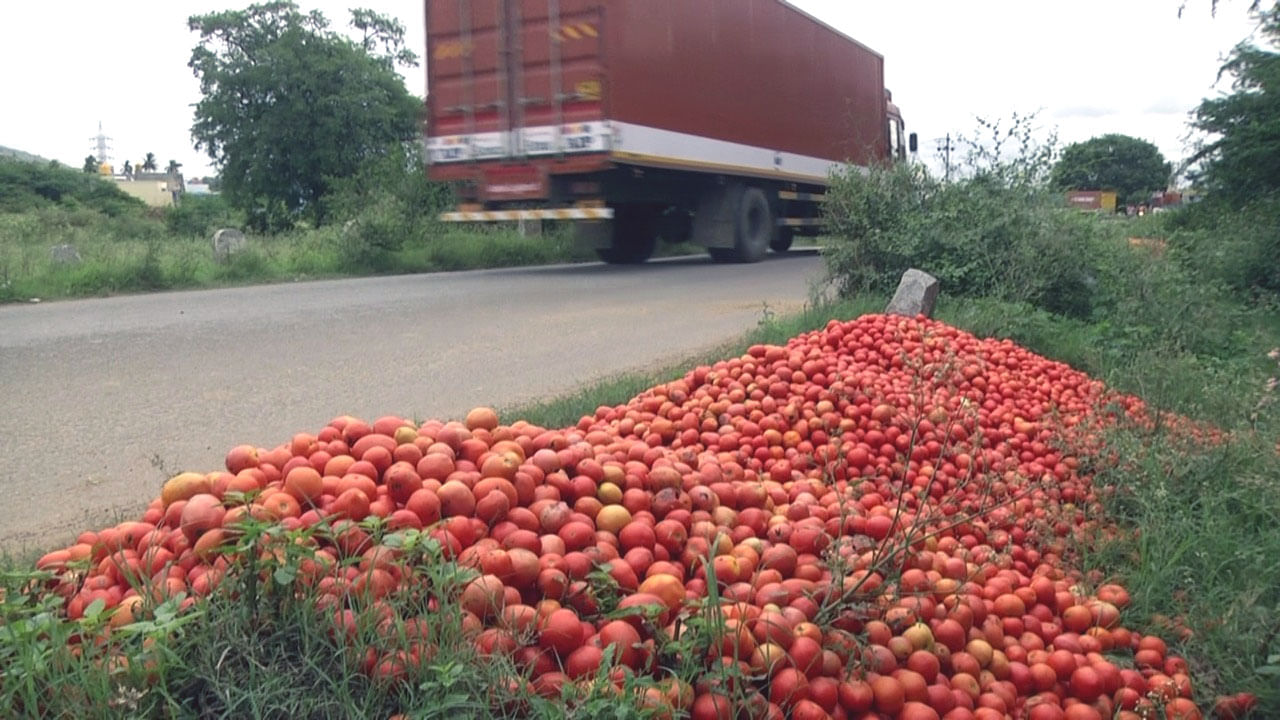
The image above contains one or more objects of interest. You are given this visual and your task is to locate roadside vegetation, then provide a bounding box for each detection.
[0,153,605,305]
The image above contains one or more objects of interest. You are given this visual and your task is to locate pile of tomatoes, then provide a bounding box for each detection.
[35,314,1230,719]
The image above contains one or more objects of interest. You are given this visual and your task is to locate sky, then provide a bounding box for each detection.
[0,1,1265,180]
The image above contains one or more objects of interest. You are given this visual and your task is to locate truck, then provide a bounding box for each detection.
[425,0,912,263]
[1066,190,1118,213]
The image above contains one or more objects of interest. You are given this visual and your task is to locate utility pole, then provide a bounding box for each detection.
[935,134,953,182]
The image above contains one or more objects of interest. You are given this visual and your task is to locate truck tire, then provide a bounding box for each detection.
[771,227,794,253]
[708,185,772,263]
[596,206,658,264]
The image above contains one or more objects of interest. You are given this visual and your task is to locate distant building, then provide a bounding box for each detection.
[111,171,186,207]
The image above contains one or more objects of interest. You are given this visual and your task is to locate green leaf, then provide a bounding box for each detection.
[82,597,106,622]
[1191,6,1280,204]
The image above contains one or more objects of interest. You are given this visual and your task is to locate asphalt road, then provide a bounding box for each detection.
[0,251,827,552]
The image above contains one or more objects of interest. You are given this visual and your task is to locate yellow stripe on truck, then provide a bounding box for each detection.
[778,190,826,202]
[553,22,596,42]
[439,208,615,222]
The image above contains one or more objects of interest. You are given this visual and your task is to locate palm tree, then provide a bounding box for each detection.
[82,155,99,173]
[166,159,182,175]
[142,152,157,172]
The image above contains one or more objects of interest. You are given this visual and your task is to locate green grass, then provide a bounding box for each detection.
[0,212,610,303]
[0,196,721,305]
[1083,424,1280,711]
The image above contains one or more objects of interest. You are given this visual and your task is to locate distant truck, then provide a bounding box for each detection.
[424,0,912,263]
[1066,190,1118,213]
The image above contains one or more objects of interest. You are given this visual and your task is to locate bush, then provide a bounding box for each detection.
[824,154,1105,318]
[1162,195,1280,297]
[0,158,144,217]
[164,194,241,238]
[324,142,450,258]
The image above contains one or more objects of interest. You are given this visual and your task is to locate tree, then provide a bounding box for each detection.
[122,159,133,177]
[82,155,99,173]
[142,152,157,172]
[187,2,420,230]
[1191,3,1280,203]
[166,159,182,175]
[1050,134,1171,205]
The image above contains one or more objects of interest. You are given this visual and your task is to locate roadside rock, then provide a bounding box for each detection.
[211,228,247,264]
[49,244,81,265]
[885,268,940,318]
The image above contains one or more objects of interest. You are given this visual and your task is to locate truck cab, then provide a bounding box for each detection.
[887,91,907,162]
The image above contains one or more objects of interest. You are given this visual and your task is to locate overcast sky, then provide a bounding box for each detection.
[0,1,1264,179]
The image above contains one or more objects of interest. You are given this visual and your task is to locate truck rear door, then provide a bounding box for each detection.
[426,0,609,167]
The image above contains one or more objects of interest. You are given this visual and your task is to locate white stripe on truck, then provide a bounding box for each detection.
[439,208,615,222]
[608,121,844,183]
[426,121,862,184]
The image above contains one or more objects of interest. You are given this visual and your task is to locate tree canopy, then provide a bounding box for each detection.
[187,2,421,230]
[1191,3,1280,203]
[1050,134,1171,205]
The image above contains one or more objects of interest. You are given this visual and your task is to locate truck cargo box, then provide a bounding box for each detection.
[1066,190,1118,212]
[426,0,892,191]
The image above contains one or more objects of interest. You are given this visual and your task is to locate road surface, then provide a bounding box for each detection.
[0,252,827,552]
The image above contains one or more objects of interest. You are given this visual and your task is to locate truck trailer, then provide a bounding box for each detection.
[425,0,911,263]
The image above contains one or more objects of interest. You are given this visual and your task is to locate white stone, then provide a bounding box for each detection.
[885,268,940,318]
[211,228,247,264]
[49,244,81,265]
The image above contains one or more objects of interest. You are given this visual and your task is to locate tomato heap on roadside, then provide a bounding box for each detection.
[36,314,1219,720]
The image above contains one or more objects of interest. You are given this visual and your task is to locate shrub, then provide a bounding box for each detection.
[0,158,144,217]
[824,115,1104,318]
[1162,195,1280,297]
[325,142,450,259]
[164,194,241,238]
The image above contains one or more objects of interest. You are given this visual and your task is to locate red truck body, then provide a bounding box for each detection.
[425,0,905,262]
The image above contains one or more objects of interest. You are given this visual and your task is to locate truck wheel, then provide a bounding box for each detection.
[771,227,795,253]
[735,187,772,262]
[706,185,772,263]
[596,206,658,264]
